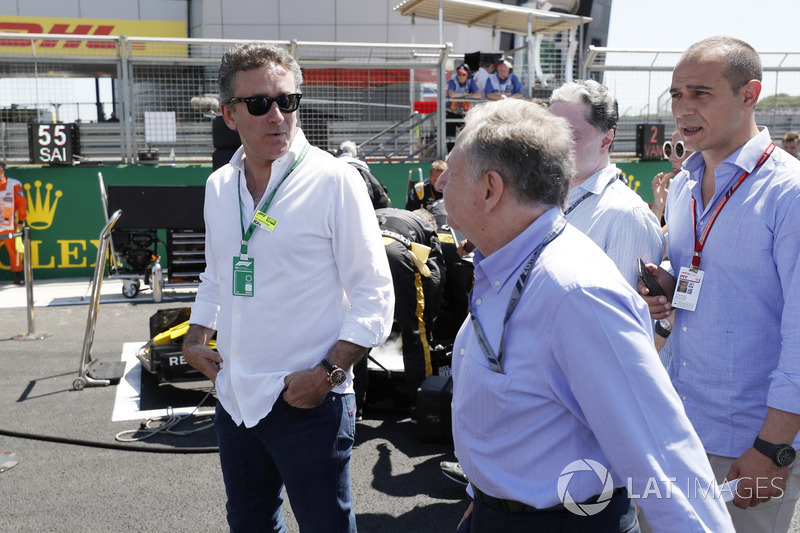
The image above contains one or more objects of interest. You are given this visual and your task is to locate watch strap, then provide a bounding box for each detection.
[319,358,335,374]
[654,320,671,338]
[753,436,796,467]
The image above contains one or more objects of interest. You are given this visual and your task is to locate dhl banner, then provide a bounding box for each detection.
[0,15,186,56]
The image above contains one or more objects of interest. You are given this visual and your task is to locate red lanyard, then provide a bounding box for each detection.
[689,142,774,270]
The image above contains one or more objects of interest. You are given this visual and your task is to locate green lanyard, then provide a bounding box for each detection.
[237,142,309,258]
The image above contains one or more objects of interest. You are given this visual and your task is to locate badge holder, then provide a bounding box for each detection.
[232,255,255,297]
[672,266,704,312]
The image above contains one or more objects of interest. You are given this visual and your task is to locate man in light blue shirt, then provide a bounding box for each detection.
[642,36,800,533]
[436,98,733,532]
[549,80,664,290]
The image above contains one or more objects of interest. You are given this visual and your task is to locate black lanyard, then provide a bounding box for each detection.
[564,173,619,216]
[469,215,567,373]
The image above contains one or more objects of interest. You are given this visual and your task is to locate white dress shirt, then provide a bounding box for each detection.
[190,129,394,428]
[473,67,490,99]
[565,164,664,288]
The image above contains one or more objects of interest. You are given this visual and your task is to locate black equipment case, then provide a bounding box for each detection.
[415,375,453,442]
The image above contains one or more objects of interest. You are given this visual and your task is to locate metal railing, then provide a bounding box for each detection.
[0,30,588,164]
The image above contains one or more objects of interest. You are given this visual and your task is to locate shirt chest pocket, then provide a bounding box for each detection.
[456,352,513,437]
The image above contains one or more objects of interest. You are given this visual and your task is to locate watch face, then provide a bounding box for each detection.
[776,447,796,467]
[330,369,347,387]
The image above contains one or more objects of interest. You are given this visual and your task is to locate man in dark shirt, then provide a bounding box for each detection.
[406,160,445,211]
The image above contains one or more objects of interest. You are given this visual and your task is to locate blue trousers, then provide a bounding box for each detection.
[214,392,357,533]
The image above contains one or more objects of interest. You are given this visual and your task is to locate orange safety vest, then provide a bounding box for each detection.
[0,177,27,235]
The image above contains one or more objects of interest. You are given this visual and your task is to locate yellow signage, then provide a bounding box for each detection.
[24,180,62,231]
[0,15,186,56]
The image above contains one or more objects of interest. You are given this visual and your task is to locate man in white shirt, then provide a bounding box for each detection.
[472,55,496,99]
[182,42,394,532]
[549,80,664,288]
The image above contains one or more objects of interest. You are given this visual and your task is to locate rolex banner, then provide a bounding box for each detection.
[0,160,668,281]
[0,166,208,280]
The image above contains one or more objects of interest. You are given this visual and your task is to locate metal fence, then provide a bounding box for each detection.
[0,29,589,165]
[4,34,798,165]
[582,47,800,157]
[0,34,451,164]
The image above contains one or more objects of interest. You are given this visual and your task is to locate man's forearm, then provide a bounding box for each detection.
[323,340,368,371]
[758,407,800,444]
[184,323,215,348]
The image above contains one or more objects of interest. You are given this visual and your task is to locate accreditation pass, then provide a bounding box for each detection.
[671,266,704,312]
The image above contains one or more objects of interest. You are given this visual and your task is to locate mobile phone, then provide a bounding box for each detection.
[637,258,666,297]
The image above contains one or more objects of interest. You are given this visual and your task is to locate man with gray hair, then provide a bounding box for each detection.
[338,140,391,209]
[436,99,733,532]
[549,80,663,289]
[183,42,394,532]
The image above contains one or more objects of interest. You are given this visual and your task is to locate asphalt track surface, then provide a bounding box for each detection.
[0,280,466,532]
[1,279,799,532]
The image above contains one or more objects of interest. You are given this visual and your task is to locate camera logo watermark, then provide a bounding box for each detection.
[558,459,785,517]
[557,459,616,516]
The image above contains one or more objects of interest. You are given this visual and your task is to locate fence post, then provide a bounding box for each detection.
[119,34,136,164]
[12,226,48,341]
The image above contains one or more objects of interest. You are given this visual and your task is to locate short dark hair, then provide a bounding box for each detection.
[218,42,303,106]
[682,36,762,93]
[457,100,574,209]
[0,161,6,170]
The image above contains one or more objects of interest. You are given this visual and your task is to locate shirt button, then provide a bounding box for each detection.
[682,327,687,332]
[681,395,687,401]
[476,298,482,306]
[494,280,501,287]
[460,348,465,356]
[682,361,687,367]
[234,351,240,357]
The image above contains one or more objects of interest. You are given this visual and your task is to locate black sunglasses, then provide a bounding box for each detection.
[227,93,302,115]
[663,140,687,160]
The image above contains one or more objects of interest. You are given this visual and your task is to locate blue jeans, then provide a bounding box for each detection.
[215,392,357,533]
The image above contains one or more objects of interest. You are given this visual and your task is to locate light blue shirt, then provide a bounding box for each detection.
[665,127,800,456]
[452,207,733,532]
[565,164,665,289]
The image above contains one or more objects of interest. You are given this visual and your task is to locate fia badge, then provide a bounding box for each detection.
[672,266,704,311]
[253,210,278,233]
[232,256,255,297]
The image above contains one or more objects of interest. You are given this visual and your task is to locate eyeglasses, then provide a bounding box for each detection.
[663,140,687,160]
[226,93,302,115]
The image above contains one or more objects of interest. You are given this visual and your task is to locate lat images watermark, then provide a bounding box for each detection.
[557,459,616,516]
[557,460,785,516]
